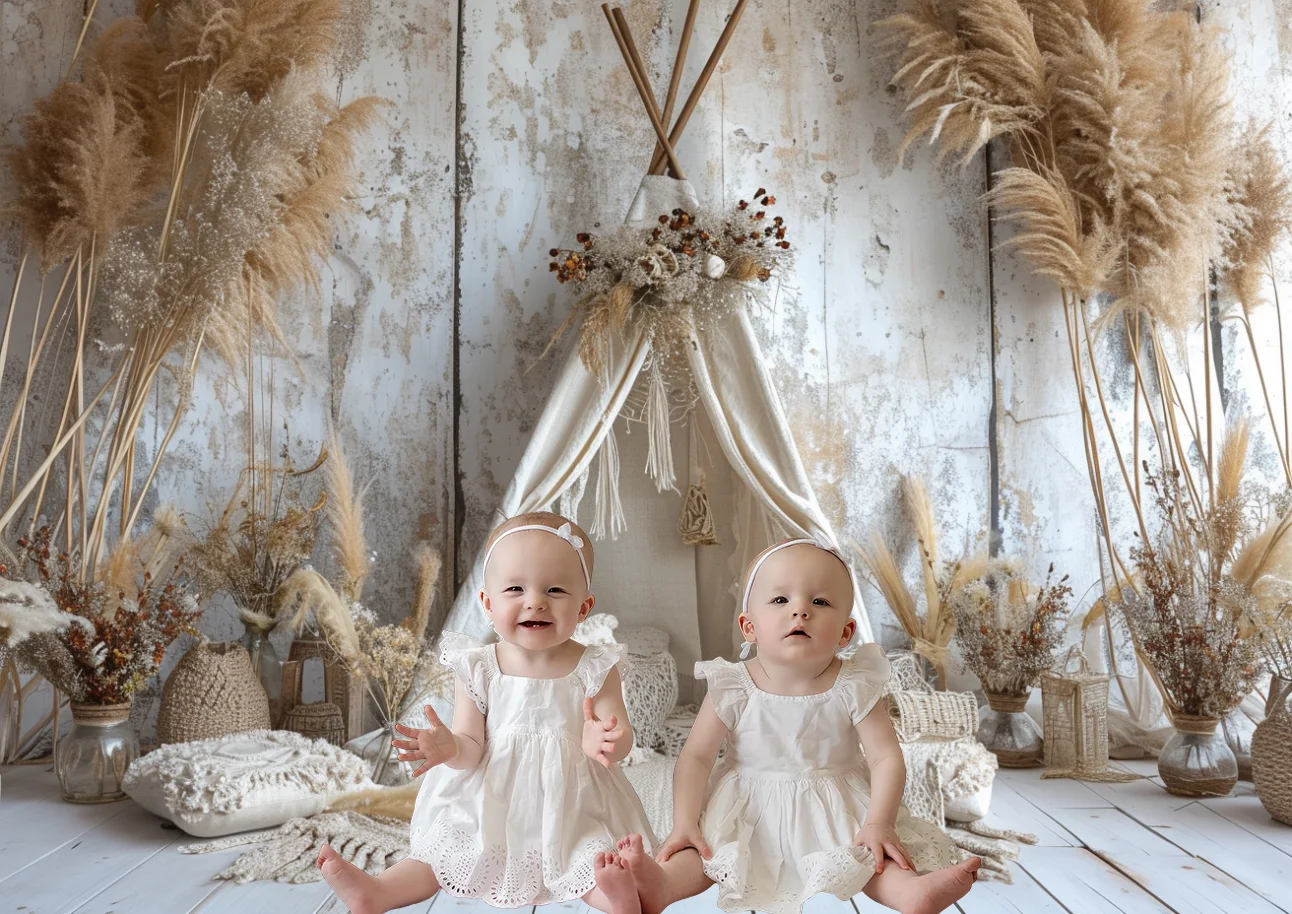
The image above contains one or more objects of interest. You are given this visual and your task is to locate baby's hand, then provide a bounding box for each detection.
[655,823,712,862]
[392,705,459,776]
[854,822,913,874]
[582,697,628,769]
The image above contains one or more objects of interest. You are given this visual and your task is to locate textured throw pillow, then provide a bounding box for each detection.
[574,612,620,646]
[124,729,371,837]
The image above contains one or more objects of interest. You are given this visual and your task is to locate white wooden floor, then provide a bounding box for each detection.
[2,760,1290,914]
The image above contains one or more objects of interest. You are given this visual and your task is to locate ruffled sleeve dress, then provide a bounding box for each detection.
[408,633,656,907]
[695,643,962,914]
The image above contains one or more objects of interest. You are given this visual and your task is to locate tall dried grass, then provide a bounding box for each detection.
[882,0,1292,587]
[0,0,381,589]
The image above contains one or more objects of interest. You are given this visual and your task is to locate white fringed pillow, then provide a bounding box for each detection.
[124,729,371,837]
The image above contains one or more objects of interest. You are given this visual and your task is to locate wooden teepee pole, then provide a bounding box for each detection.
[653,0,703,177]
[648,0,750,175]
[602,4,687,179]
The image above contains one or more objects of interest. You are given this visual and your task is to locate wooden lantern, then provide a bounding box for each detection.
[1040,648,1135,781]
[279,638,365,743]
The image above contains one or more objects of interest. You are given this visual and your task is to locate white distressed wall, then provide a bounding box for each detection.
[3,0,1292,700]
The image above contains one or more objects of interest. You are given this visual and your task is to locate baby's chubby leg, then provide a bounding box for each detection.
[616,834,713,914]
[862,856,980,914]
[317,845,440,914]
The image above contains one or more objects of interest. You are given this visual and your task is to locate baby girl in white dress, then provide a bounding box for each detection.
[614,539,980,914]
[317,511,654,914]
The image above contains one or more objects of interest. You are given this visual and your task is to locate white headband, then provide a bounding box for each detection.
[482,522,591,590]
[741,538,853,615]
[738,538,856,659]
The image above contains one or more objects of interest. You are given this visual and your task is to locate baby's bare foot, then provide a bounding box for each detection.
[618,833,670,914]
[899,857,980,914]
[318,844,385,914]
[594,852,642,914]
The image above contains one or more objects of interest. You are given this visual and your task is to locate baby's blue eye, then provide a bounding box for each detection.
[813,598,831,607]
[771,596,789,604]
[547,587,567,595]
[504,586,523,593]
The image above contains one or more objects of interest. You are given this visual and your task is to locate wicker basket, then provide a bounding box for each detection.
[282,701,348,745]
[1252,678,1292,825]
[158,642,270,745]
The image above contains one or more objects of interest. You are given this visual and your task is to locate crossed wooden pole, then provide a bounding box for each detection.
[601,0,751,182]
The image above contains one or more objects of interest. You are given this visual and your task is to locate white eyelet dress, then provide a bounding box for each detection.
[408,633,656,907]
[696,643,962,914]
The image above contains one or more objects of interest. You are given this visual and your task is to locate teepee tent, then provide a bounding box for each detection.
[443,2,872,689]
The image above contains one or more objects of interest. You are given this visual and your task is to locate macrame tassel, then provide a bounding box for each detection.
[591,425,627,540]
[644,363,677,493]
[679,471,720,545]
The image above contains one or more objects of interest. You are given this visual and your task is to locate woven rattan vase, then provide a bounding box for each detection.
[1252,675,1292,825]
[158,641,271,745]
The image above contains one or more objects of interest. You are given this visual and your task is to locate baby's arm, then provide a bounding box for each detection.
[657,696,727,861]
[584,666,634,765]
[392,680,488,774]
[854,702,914,871]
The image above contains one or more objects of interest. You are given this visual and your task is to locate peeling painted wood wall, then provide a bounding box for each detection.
[3,0,1292,682]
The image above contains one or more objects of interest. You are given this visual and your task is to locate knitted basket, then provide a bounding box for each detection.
[1252,681,1292,825]
[158,642,271,745]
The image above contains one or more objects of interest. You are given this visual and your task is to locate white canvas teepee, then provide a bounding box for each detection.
[443,176,873,678]
[442,2,872,692]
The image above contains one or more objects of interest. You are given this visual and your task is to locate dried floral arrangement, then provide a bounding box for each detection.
[4,515,199,705]
[0,2,379,736]
[1114,429,1267,722]
[854,475,988,688]
[276,428,446,738]
[189,430,327,640]
[546,192,791,375]
[951,559,1072,697]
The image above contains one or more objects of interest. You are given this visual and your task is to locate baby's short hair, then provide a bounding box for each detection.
[486,511,595,579]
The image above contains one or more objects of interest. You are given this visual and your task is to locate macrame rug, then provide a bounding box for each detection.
[180,811,408,884]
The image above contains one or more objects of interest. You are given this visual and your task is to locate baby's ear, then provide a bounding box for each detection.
[580,593,596,618]
[478,589,491,612]
[839,618,857,647]
[738,612,755,638]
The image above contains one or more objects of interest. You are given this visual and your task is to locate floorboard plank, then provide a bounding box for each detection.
[1147,803,1292,914]
[995,768,1107,810]
[67,840,244,914]
[983,781,1081,847]
[0,801,137,887]
[0,801,177,914]
[1046,806,1282,914]
[1200,788,1292,856]
[192,879,335,914]
[957,865,1070,914]
[1016,847,1171,913]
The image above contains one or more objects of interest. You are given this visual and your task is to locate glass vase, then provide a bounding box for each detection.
[56,702,139,803]
[979,691,1044,768]
[1159,715,1237,798]
[242,628,283,726]
[1,656,19,764]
